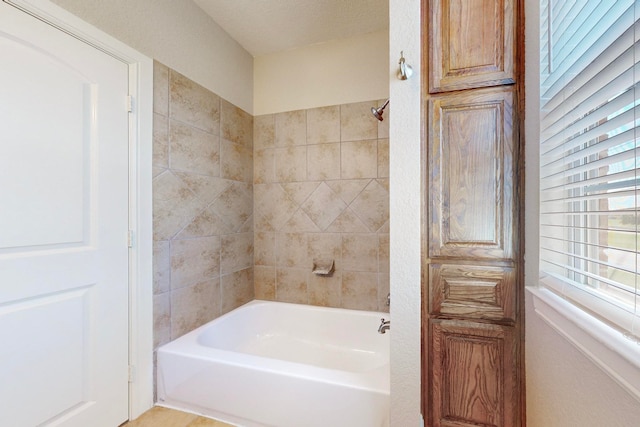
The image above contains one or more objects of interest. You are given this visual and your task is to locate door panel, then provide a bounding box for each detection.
[430,319,517,427]
[0,2,130,426]
[429,263,515,322]
[429,0,515,92]
[428,87,515,260]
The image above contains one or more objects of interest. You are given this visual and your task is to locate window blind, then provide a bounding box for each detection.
[539,0,640,338]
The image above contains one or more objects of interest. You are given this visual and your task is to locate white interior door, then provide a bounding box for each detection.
[0,2,130,426]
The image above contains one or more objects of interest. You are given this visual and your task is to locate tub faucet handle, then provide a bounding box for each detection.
[378,318,390,334]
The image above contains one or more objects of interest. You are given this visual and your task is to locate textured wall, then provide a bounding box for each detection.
[525,295,640,426]
[51,0,254,113]
[253,101,390,312]
[389,0,423,424]
[152,62,254,350]
[254,31,389,115]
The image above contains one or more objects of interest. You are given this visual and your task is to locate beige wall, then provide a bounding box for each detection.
[152,62,254,350]
[254,30,389,115]
[51,0,254,113]
[253,101,390,311]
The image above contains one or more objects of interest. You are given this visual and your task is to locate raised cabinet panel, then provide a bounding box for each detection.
[429,0,515,92]
[430,319,518,427]
[428,87,515,260]
[429,264,515,322]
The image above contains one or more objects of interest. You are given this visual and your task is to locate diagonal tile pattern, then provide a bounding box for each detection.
[253,101,390,312]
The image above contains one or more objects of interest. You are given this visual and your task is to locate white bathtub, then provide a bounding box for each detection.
[157,300,390,427]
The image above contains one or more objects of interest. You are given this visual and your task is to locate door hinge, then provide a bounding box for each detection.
[127,230,134,248]
[126,95,134,113]
[128,365,136,383]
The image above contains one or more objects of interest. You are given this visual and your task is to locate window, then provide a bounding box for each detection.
[539,1,640,338]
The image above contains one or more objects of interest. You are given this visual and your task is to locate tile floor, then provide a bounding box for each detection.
[122,406,234,427]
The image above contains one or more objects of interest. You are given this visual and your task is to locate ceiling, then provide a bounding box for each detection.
[193,0,389,57]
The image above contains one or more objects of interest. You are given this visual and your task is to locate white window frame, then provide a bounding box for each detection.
[525,0,640,402]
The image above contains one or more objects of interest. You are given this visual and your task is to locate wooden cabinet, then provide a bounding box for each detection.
[429,263,515,322]
[427,87,515,260]
[422,0,523,425]
[428,0,515,93]
[429,319,518,427]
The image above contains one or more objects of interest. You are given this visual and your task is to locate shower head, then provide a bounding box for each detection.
[371,99,390,121]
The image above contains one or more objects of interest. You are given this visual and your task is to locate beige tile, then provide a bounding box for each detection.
[377,219,390,233]
[276,232,309,268]
[153,166,167,178]
[326,179,370,204]
[307,233,342,267]
[326,207,369,233]
[169,119,220,176]
[307,143,341,181]
[153,113,169,168]
[126,406,197,427]
[307,105,340,144]
[276,267,308,304]
[171,279,220,339]
[281,209,321,232]
[378,138,389,178]
[221,232,253,274]
[220,99,252,148]
[153,171,207,241]
[238,214,254,233]
[221,138,253,182]
[281,182,321,205]
[169,70,220,134]
[187,416,235,427]
[254,231,276,266]
[173,172,230,206]
[170,237,221,290]
[301,182,347,231]
[378,272,390,313]
[275,146,307,182]
[153,62,169,116]
[254,184,298,231]
[254,148,276,184]
[153,241,171,294]
[342,271,378,311]
[350,180,390,232]
[275,110,306,146]
[377,99,390,139]
[342,234,378,272]
[255,265,276,300]
[211,182,253,232]
[308,271,342,308]
[254,114,275,149]
[174,207,233,239]
[379,233,390,273]
[153,293,171,348]
[340,101,378,141]
[341,140,378,179]
[221,268,254,314]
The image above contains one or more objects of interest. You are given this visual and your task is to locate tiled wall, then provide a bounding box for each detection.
[152,62,254,351]
[253,102,390,312]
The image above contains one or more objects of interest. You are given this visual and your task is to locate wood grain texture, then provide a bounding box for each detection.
[429,0,515,92]
[429,263,515,322]
[428,86,515,260]
[430,319,517,427]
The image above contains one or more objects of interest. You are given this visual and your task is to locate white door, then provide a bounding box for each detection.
[0,2,130,426]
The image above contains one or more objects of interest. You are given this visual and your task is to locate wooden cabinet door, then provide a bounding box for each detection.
[428,86,515,261]
[429,263,515,322]
[428,0,515,93]
[429,319,518,427]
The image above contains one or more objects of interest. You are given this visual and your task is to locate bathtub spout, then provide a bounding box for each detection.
[378,318,390,334]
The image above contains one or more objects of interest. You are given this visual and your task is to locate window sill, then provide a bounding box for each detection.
[528,286,640,402]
